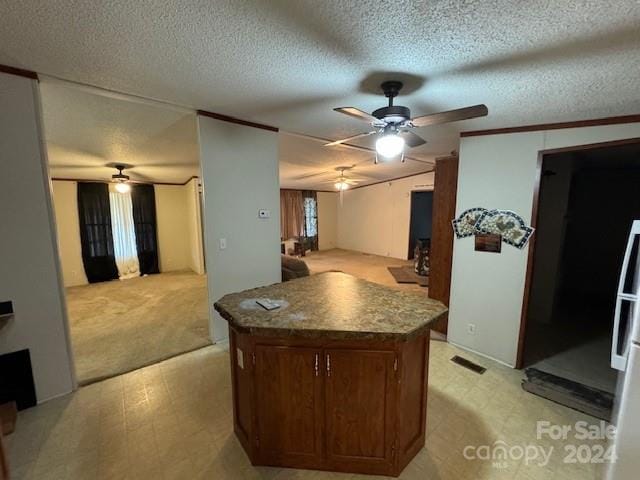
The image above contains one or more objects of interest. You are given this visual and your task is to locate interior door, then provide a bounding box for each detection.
[254,345,323,467]
[324,348,396,474]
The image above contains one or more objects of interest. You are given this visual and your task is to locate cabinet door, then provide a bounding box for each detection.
[254,345,323,467]
[324,349,396,474]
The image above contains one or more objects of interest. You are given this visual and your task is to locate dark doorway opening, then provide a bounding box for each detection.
[408,191,434,259]
[522,140,640,394]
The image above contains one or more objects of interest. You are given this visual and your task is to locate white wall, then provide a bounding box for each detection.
[198,117,280,342]
[51,181,88,287]
[0,73,75,401]
[317,191,338,250]
[449,123,640,367]
[155,184,191,272]
[337,172,434,259]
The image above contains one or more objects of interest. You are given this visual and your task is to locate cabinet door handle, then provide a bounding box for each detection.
[326,353,331,377]
[314,353,319,376]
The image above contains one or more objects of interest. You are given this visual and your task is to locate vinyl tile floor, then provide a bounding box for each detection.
[6,341,608,479]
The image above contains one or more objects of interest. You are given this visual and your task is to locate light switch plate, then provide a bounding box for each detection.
[219,238,227,250]
[258,209,270,219]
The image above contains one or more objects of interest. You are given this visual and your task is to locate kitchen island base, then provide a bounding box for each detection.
[229,327,431,477]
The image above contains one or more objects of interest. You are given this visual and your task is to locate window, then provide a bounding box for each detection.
[303,196,318,237]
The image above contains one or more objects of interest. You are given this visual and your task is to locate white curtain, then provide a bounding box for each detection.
[109,190,140,279]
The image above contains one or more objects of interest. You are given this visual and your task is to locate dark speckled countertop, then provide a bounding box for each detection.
[214,272,447,340]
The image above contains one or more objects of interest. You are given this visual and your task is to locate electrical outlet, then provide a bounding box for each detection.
[467,323,476,335]
[258,209,270,219]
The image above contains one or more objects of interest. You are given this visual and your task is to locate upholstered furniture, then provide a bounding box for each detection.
[281,254,310,282]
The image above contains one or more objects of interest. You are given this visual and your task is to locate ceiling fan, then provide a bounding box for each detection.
[111,164,132,193]
[329,166,362,191]
[315,166,366,204]
[326,81,488,162]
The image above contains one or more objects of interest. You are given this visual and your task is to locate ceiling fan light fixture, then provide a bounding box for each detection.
[375,133,405,159]
[334,181,350,191]
[115,182,131,193]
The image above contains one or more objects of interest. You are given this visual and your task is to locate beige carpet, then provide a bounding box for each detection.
[66,271,211,385]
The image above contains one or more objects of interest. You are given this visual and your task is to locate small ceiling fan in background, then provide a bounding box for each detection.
[315,166,366,204]
[49,161,188,186]
[111,164,131,193]
[326,80,488,162]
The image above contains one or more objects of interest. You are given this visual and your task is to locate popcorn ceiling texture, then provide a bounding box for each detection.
[40,81,200,184]
[2,1,639,184]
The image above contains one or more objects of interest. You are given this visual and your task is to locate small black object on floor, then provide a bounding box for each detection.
[522,368,613,421]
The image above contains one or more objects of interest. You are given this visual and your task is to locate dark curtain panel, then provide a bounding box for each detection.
[131,184,160,275]
[77,182,118,283]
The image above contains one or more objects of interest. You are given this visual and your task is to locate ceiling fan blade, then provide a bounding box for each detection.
[290,171,331,181]
[399,130,427,148]
[324,131,376,147]
[410,104,488,127]
[49,164,100,169]
[333,107,379,124]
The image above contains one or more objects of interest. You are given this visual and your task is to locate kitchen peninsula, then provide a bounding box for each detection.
[214,272,447,476]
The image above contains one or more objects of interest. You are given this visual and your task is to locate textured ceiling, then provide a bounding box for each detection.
[279,133,433,190]
[40,81,200,184]
[3,1,640,188]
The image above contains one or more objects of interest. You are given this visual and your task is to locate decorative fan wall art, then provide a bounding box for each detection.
[476,210,534,249]
[452,208,487,238]
[452,208,534,249]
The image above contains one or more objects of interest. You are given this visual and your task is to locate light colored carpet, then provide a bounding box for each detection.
[66,271,211,385]
[303,248,426,293]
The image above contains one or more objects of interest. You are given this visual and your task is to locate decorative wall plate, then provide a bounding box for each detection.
[476,210,534,249]
[452,208,488,238]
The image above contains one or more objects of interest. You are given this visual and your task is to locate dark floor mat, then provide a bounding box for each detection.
[387,266,429,287]
[522,368,613,421]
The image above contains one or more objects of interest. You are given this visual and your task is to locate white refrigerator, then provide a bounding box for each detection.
[607,220,640,480]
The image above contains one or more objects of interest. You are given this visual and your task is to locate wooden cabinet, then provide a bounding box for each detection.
[229,329,430,476]
[324,349,396,474]
[0,433,7,480]
[254,346,323,467]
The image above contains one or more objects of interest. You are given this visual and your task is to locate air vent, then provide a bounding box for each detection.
[451,355,486,374]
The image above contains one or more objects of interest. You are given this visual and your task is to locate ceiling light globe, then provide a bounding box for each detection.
[375,134,405,159]
[334,182,349,191]
[115,182,131,193]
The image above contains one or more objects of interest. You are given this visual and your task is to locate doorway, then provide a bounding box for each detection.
[41,80,211,385]
[408,191,434,259]
[520,139,640,394]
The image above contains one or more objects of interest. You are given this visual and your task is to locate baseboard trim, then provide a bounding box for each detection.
[447,340,515,369]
